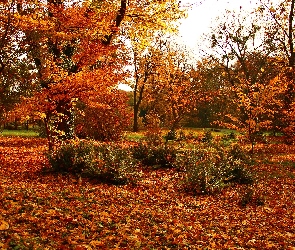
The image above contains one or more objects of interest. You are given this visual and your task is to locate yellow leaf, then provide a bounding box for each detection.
[135,241,141,247]
[89,240,104,247]
[269,6,275,12]
[0,220,9,230]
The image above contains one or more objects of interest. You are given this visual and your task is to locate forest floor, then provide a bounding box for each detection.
[0,137,295,249]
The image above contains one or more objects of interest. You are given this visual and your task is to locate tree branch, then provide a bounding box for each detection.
[102,0,127,45]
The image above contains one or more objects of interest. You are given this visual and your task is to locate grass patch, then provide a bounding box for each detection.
[124,128,239,142]
[0,129,39,137]
[124,131,144,141]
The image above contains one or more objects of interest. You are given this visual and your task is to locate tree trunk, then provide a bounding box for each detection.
[133,105,139,132]
[55,101,75,140]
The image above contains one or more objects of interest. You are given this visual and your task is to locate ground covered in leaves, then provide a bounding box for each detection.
[0,137,295,249]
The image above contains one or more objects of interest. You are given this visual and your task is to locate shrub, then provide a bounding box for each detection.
[185,131,197,141]
[132,127,178,168]
[143,127,163,146]
[226,144,254,185]
[177,130,186,141]
[222,132,237,142]
[228,143,252,164]
[87,144,136,184]
[74,93,131,141]
[176,142,254,195]
[224,165,254,184]
[132,142,177,169]
[47,139,96,173]
[165,130,177,141]
[177,146,228,194]
[47,140,137,184]
[132,142,149,161]
[228,132,237,140]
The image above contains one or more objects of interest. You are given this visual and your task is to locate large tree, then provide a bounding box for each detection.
[120,2,186,132]
[7,0,186,148]
[127,35,168,132]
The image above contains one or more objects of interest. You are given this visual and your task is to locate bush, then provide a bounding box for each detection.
[177,130,186,141]
[132,127,178,168]
[222,132,237,142]
[143,127,163,146]
[176,142,254,195]
[47,140,96,174]
[185,131,197,141]
[227,143,252,164]
[74,94,131,141]
[164,130,177,141]
[225,166,254,185]
[132,142,177,169]
[87,144,136,184]
[132,142,149,161]
[228,132,237,140]
[177,146,228,194]
[46,140,137,184]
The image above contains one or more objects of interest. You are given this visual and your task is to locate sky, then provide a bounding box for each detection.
[178,0,261,54]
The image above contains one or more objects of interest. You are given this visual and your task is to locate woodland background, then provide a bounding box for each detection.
[0,0,295,144]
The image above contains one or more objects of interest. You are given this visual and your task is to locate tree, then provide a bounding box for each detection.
[184,58,228,128]
[155,45,199,131]
[120,1,186,132]
[0,0,31,125]
[259,0,295,136]
[135,41,201,131]
[207,8,282,150]
[9,0,186,148]
[127,36,168,132]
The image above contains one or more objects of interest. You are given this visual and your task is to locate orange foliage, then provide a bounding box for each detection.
[0,137,295,248]
[8,1,129,146]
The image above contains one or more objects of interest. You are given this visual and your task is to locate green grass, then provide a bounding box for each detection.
[124,128,239,142]
[0,128,238,140]
[0,129,39,137]
[124,131,144,141]
[182,127,238,136]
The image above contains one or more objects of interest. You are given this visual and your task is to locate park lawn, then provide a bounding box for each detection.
[0,128,237,142]
[0,129,39,138]
[125,128,237,141]
[0,137,295,249]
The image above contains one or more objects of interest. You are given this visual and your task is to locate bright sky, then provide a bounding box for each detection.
[178,0,261,53]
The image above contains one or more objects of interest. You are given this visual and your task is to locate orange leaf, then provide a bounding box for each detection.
[0,220,9,230]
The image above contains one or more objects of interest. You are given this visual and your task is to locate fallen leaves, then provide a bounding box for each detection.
[0,220,9,231]
[0,138,295,248]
